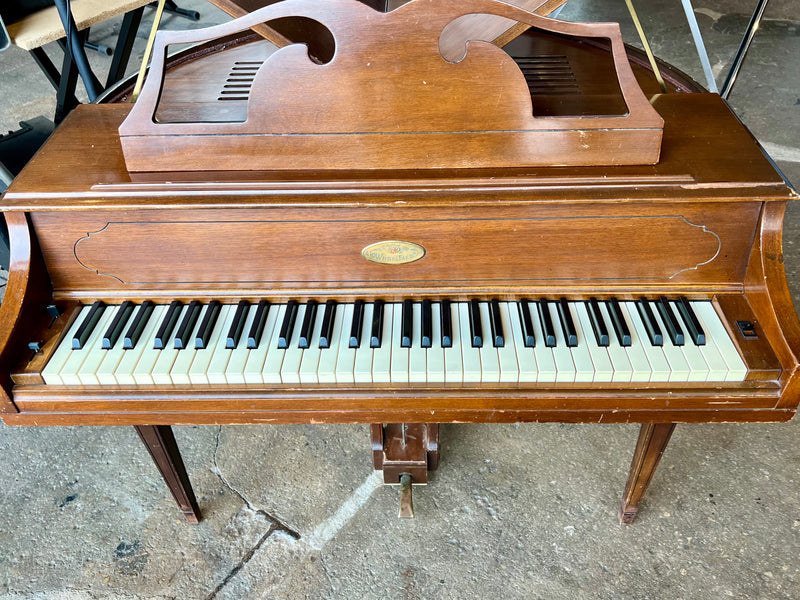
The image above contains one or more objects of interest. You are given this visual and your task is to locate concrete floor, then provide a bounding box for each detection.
[1,1,799,598]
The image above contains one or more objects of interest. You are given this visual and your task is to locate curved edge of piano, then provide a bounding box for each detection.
[0,211,51,415]
[744,201,800,407]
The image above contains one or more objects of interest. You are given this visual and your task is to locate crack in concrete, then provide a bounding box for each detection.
[204,427,302,600]
[204,524,277,600]
[210,426,300,540]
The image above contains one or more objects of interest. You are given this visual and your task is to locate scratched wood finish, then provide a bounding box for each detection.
[153,28,631,124]
[119,0,664,170]
[3,95,788,210]
[29,202,754,296]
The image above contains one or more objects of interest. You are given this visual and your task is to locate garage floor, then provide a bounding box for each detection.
[1,1,799,598]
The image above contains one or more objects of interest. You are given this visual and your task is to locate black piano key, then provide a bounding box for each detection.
[298,300,318,349]
[401,299,413,348]
[676,297,706,345]
[468,299,483,348]
[440,299,453,348]
[370,300,385,348]
[489,298,504,348]
[123,300,154,349]
[517,300,535,348]
[102,301,134,350]
[195,300,221,349]
[636,297,663,346]
[278,300,299,349]
[537,300,557,348]
[248,300,271,349]
[319,300,337,349]
[72,301,106,350]
[174,301,202,349]
[556,298,578,347]
[226,300,250,349]
[154,301,182,349]
[657,296,684,346]
[606,298,632,347]
[586,298,610,347]
[349,300,365,348]
[421,299,433,348]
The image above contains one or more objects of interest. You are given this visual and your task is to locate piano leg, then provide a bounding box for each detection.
[619,423,676,525]
[134,425,201,523]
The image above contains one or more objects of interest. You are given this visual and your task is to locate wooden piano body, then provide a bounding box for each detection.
[1,0,799,523]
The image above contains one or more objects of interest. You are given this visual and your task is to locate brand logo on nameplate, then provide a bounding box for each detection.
[361,241,425,265]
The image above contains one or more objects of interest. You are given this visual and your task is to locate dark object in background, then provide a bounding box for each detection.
[0,1,56,25]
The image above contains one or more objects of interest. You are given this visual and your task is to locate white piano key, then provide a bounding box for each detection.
[335,303,357,383]
[443,302,463,383]
[42,305,91,385]
[390,302,409,383]
[477,302,500,382]
[261,304,288,384]
[692,301,747,381]
[567,302,597,383]
[223,304,258,384]
[189,304,231,384]
[96,304,138,385]
[148,305,189,385]
[528,301,556,382]
[78,304,122,385]
[623,302,670,382]
[668,301,709,382]
[597,303,633,383]
[372,303,393,383]
[206,304,237,384]
[61,309,116,385]
[114,304,166,386]
[426,303,445,383]
[650,308,691,382]
[575,302,613,383]
[613,303,651,382]
[496,302,519,383]
[353,303,374,383]
[508,302,537,382]
[245,303,281,384]
[547,301,575,383]
[280,303,306,383]
[458,302,482,383]
[299,305,326,383]
[170,305,208,384]
[409,302,427,383]
[319,304,345,383]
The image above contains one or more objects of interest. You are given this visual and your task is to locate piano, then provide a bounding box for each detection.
[1,0,798,524]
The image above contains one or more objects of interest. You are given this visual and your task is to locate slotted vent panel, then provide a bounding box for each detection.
[515,55,579,96]
[218,61,263,101]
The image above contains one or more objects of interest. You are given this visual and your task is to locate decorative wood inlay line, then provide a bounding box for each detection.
[72,215,720,286]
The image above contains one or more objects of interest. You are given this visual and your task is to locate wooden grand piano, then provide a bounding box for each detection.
[1,0,799,523]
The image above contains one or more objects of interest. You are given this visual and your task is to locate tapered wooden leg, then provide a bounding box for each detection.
[619,423,676,525]
[134,425,201,523]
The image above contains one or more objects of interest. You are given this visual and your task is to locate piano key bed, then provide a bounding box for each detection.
[42,298,748,386]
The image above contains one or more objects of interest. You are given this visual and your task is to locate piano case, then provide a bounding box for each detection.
[0,0,798,524]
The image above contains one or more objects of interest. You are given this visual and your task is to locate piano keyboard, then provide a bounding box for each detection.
[41,298,748,385]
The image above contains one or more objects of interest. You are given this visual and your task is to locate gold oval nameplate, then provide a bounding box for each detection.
[361,241,426,265]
